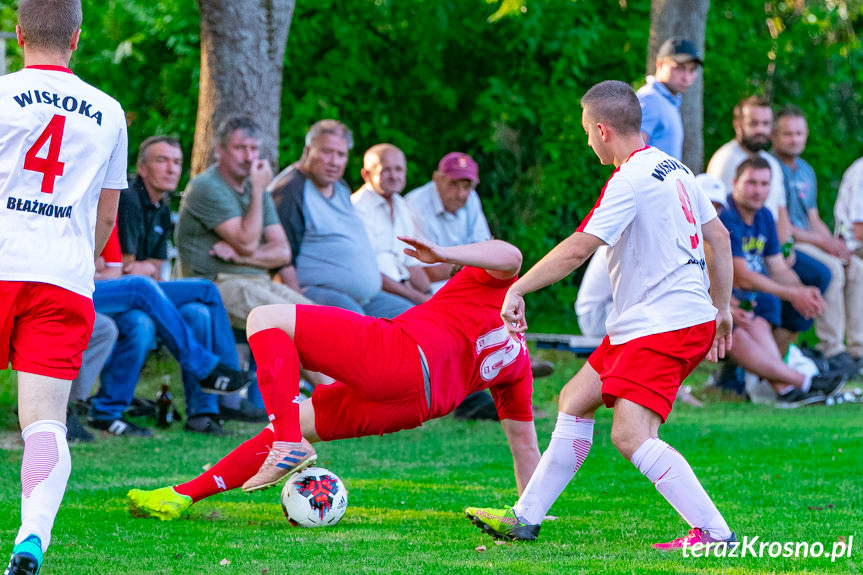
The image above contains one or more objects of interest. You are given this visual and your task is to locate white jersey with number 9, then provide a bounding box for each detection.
[576,146,717,345]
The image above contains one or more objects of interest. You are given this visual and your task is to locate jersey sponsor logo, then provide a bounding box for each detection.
[6,196,72,219]
[12,90,104,125]
[476,325,523,382]
[650,157,690,182]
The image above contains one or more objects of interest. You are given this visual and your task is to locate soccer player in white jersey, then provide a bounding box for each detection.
[0,1,128,573]
[465,80,737,550]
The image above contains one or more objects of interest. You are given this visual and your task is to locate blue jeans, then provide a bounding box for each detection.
[90,276,236,420]
[304,286,413,319]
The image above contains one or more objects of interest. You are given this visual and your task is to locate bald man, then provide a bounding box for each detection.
[351,144,432,305]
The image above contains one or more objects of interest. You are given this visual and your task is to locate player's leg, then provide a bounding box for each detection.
[241,304,316,491]
[127,402,323,520]
[614,398,734,549]
[14,373,73,566]
[467,360,603,540]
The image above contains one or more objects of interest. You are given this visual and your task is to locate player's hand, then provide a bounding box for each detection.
[789,286,825,319]
[501,286,528,335]
[707,308,733,362]
[824,237,852,264]
[398,236,447,264]
[249,159,273,192]
[210,240,240,262]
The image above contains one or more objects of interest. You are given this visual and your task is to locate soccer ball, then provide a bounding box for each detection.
[280,467,348,527]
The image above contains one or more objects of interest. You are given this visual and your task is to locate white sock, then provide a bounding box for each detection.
[16,420,71,552]
[800,373,812,392]
[513,412,593,525]
[631,437,732,540]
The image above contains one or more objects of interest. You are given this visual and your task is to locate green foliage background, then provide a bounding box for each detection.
[2,0,862,330]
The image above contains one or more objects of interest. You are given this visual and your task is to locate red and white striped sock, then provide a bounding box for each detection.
[16,420,71,552]
[631,437,732,540]
[513,412,593,525]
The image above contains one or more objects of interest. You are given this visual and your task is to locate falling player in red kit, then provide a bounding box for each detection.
[128,237,542,519]
[0,1,128,573]
[465,80,737,549]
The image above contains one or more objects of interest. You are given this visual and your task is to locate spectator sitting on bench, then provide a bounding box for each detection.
[268,120,413,319]
[718,156,844,406]
[117,135,246,433]
[351,144,433,305]
[89,226,249,436]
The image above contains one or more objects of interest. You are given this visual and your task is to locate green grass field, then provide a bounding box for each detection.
[1,349,861,574]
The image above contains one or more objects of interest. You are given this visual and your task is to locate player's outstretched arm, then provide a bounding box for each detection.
[502,231,604,333]
[701,218,733,361]
[500,418,541,496]
[399,236,522,279]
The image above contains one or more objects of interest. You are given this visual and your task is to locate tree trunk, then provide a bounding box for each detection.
[191,0,296,175]
[647,0,710,173]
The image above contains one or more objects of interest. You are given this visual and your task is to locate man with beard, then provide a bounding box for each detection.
[707,96,831,357]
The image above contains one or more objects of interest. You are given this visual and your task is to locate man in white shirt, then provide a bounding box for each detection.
[466,80,736,550]
[352,144,432,305]
[405,152,492,292]
[707,96,791,243]
[835,157,863,259]
[0,2,127,572]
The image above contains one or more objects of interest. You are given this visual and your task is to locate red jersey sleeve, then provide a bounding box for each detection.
[99,222,122,264]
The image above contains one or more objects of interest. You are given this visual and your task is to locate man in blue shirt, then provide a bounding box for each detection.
[771,106,863,372]
[719,157,842,405]
[637,37,702,159]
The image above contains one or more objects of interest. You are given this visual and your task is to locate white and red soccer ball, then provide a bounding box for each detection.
[280,467,348,527]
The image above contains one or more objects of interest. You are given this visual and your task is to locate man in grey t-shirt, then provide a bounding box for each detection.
[268,119,412,319]
[176,115,312,328]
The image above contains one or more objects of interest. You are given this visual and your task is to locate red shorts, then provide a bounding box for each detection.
[0,281,95,380]
[295,305,429,441]
[588,321,715,422]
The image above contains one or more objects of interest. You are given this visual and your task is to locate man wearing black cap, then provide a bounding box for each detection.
[637,37,703,160]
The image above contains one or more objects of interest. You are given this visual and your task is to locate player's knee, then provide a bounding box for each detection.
[609,421,641,460]
[247,304,293,335]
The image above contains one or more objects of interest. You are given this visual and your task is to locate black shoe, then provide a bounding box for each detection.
[454,391,499,421]
[826,352,859,379]
[66,408,94,443]
[530,359,555,379]
[218,399,268,423]
[199,363,250,395]
[184,414,228,435]
[775,388,826,408]
[88,417,153,437]
[809,372,847,397]
[4,551,40,575]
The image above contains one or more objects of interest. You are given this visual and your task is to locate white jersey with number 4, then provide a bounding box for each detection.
[577,146,717,344]
[0,66,128,298]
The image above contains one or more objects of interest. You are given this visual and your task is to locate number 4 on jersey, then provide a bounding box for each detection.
[24,114,66,194]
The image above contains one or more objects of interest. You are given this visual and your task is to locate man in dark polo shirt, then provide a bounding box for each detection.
[115,136,248,433]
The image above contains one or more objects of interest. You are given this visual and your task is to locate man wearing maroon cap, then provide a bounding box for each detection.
[405,151,492,290]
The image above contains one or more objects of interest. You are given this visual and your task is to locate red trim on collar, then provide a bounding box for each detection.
[25,65,73,74]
